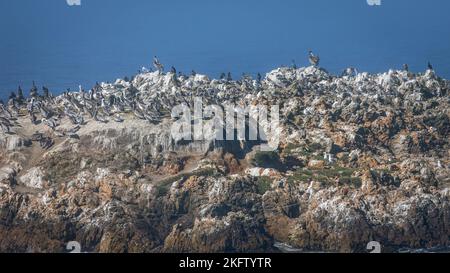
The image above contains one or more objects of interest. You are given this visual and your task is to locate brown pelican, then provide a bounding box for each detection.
[67,111,84,125]
[308,51,320,67]
[94,112,108,123]
[0,117,12,133]
[153,56,164,73]
[54,129,66,138]
[67,125,80,134]
[37,102,52,119]
[42,118,58,131]
[30,81,38,98]
[39,136,54,149]
[7,98,19,116]
[133,108,145,120]
[0,103,12,119]
[31,131,44,142]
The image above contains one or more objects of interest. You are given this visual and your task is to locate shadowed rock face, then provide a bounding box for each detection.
[0,66,449,252]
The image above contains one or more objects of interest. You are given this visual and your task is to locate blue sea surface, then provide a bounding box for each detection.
[1,0,450,99]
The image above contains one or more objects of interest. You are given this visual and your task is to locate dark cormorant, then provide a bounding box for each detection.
[43,86,49,98]
[17,86,24,102]
[227,72,232,82]
[9,92,16,100]
[427,62,433,70]
[256,73,262,83]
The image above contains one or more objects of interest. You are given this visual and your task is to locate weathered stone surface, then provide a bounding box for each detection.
[0,66,449,252]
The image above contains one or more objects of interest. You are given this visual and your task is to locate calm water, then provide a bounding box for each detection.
[1,0,450,100]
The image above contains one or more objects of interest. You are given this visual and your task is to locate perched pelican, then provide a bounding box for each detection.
[0,103,12,119]
[68,113,84,125]
[39,136,54,149]
[67,132,79,139]
[403,64,409,72]
[54,129,65,138]
[30,112,37,124]
[31,131,44,142]
[133,109,145,120]
[42,118,58,131]
[30,81,38,98]
[153,56,164,73]
[42,86,50,98]
[0,117,12,133]
[94,113,108,123]
[39,104,51,119]
[67,125,80,134]
[308,51,320,67]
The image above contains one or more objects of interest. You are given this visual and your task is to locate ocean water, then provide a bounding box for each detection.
[1,0,450,100]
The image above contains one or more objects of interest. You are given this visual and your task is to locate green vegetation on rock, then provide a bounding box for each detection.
[256,177,273,195]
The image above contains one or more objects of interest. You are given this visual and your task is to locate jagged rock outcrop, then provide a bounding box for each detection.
[0,65,449,252]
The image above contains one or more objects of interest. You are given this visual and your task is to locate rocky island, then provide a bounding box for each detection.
[0,65,449,253]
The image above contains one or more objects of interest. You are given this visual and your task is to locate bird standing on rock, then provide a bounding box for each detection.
[42,118,58,131]
[43,86,50,98]
[30,81,38,98]
[153,56,164,74]
[0,117,12,133]
[308,51,320,67]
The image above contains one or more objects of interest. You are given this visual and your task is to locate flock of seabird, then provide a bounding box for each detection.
[0,51,438,151]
